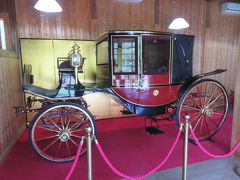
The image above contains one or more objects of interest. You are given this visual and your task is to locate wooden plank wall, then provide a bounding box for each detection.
[0,51,25,164]
[231,57,240,158]
[0,0,25,164]
[16,0,206,76]
[203,0,240,92]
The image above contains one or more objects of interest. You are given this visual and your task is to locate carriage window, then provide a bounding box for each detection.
[112,37,137,74]
[143,35,170,74]
[97,39,108,65]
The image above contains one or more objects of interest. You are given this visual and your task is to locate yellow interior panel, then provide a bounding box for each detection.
[20,39,96,89]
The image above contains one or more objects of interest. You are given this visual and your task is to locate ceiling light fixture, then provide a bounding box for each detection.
[34,0,62,13]
[168,18,189,30]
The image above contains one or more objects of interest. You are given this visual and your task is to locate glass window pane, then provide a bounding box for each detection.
[0,19,6,50]
[143,36,170,74]
[112,37,137,74]
[97,40,108,65]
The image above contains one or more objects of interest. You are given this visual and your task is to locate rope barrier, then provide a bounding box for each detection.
[94,127,182,180]
[65,138,84,180]
[189,127,240,158]
[64,122,240,180]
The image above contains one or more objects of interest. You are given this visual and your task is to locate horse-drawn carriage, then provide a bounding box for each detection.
[19,30,229,163]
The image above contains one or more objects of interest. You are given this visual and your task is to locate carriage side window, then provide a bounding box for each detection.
[112,37,137,74]
[97,39,108,65]
[143,35,170,74]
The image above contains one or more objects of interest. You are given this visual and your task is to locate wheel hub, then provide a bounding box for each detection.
[202,108,213,117]
[59,131,70,142]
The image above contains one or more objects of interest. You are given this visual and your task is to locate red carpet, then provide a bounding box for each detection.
[0,114,233,180]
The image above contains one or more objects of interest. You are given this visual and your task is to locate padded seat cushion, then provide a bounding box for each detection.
[24,85,59,98]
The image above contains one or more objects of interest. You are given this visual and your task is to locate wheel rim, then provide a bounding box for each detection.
[178,80,228,140]
[31,104,95,162]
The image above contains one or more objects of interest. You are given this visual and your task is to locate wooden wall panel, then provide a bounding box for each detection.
[15,0,92,40]
[203,0,240,92]
[231,60,240,158]
[0,51,25,164]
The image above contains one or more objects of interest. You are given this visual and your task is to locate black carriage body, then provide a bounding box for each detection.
[95,30,195,88]
[95,31,195,115]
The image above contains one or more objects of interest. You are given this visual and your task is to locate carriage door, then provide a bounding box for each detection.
[138,34,174,106]
[111,35,140,104]
[141,34,171,85]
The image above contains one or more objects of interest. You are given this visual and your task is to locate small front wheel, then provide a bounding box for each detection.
[176,79,229,141]
[29,102,96,163]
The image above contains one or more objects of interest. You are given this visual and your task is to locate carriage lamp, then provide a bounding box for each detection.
[69,44,85,85]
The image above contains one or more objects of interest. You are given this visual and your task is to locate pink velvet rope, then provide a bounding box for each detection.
[95,129,182,180]
[65,143,83,180]
[189,127,240,158]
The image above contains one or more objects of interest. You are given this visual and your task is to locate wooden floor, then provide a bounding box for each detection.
[83,92,135,120]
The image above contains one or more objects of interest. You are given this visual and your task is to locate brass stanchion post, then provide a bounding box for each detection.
[85,125,93,180]
[182,113,190,180]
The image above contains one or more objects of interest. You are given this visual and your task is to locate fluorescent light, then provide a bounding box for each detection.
[34,0,62,13]
[168,18,189,30]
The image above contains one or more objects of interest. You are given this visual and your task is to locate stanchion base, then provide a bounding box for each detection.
[146,126,165,135]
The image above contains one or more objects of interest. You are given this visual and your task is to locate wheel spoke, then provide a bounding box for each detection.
[206,94,223,108]
[196,85,203,107]
[42,137,59,152]
[203,116,210,136]
[213,112,224,116]
[199,115,205,137]
[206,86,218,106]
[203,82,209,107]
[182,105,201,111]
[69,128,84,133]
[207,116,218,127]
[36,125,59,133]
[70,133,84,139]
[192,115,203,132]
[54,141,63,158]
[188,94,199,108]
[211,103,226,109]
[69,137,79,147]
[35,134,59,141]
[44,115,62,131]
[65,141,71,157]
[190,113,202,123]
[69,118,88,131]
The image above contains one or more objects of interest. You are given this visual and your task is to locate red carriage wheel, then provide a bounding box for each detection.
[176,79,229,141]
[29,102,96,163]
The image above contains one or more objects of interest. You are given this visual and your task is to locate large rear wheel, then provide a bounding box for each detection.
[29,102,96,163]
[176,79,229,141]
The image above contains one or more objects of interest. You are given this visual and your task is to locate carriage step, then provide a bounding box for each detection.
[145,126,165,135]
